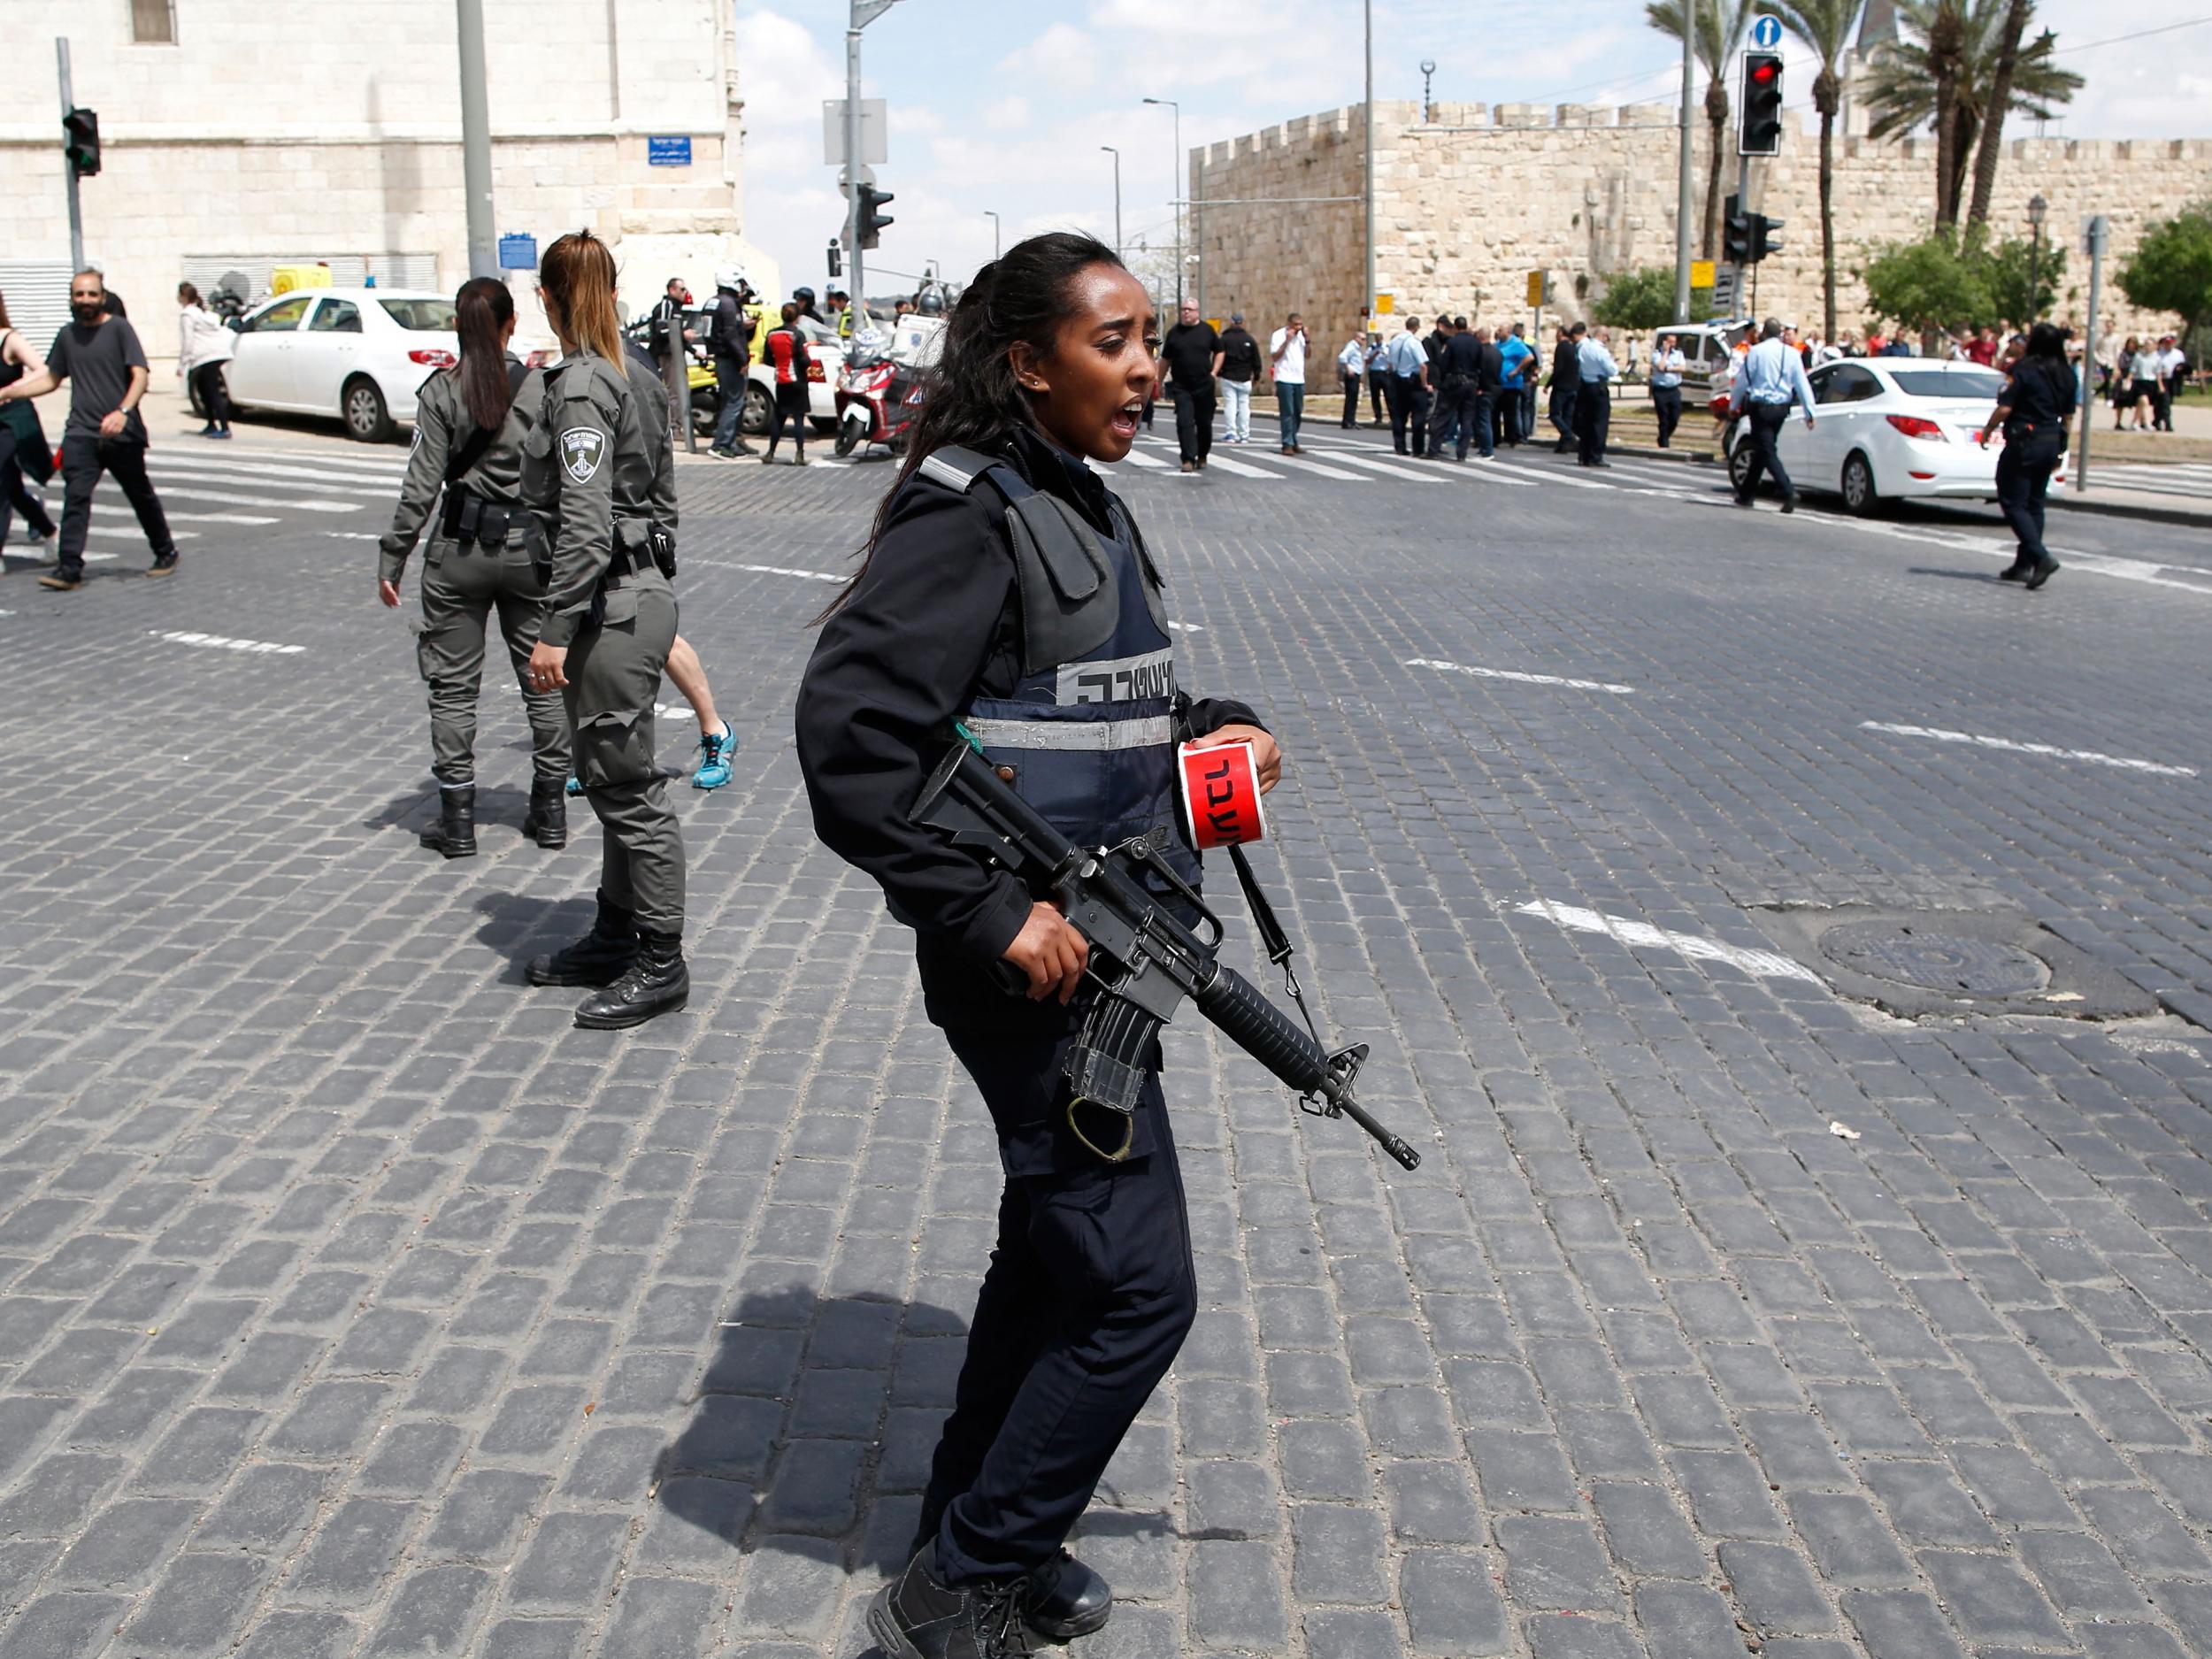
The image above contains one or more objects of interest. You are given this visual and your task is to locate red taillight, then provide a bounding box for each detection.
[807,362,826,382]
[1886,414,1945,441]
[409,349,456,368]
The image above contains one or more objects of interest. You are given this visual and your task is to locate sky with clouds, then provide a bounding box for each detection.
[735,0,2211,303]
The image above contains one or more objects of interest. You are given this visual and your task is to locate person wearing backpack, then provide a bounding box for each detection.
[377,276,571,859]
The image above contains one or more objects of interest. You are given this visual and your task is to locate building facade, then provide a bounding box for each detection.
[1192,96,2209,357]
[0,0,769,362]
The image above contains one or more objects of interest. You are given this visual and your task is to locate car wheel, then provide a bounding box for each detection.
[1727,433,1757,499]
[343,377,394,442]
[1841,450,1882,517]
[741,383,772,435]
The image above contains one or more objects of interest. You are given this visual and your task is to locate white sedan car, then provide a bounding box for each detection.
[221,288,457,442]
[1725,357,2066,514]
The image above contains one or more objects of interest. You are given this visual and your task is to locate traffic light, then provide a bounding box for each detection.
[1740,52,1784,156]
[826,238,842,279]
[63,107,100,178]
[1751,213,1785,264]
[1723,194,1752,265]
[857,183,895,250]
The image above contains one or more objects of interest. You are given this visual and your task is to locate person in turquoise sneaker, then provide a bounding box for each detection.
[565,631,737,794]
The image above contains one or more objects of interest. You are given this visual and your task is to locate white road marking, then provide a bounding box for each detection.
[149,628,305,656]
[1169,621,1203,633]
[1512,898,1824,983]
[1317,448,1535,488]
[1187,451,1280,480]
[126,485,362,512]
[321,531,380,541]
[1258,452,1376,483]
[1860,722,2197,778]
[1408,657,1636,695]
[1116,448,1171,470]
[142,459,395,494]
[38,495,279,528]
[687,558,844,583]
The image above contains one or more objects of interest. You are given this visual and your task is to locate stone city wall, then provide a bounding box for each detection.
[1195,98,2212,360]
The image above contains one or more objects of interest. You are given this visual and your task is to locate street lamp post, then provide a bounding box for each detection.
[2025,193,2048,321]
[1101,146,1122,258]
[1142,96,1182,311]
[1420,58,1436,123]
[985,210,1000,261]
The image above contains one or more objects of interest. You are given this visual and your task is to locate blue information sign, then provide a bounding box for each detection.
[497,233,537,271]
[1750,14,1782,47]
[647,135,693,167]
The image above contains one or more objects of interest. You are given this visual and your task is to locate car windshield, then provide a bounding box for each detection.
[1888,367,2006,400]
[378,298,457,330]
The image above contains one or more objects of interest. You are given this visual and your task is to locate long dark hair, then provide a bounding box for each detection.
[818,231,1126,620]
[540,232,625,366]
[455,276,517,431]
[2022,321,2068,365]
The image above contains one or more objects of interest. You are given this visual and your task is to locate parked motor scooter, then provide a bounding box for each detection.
[833,328,922,457]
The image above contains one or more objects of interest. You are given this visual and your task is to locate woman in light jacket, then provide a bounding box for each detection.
[177,282,234,439]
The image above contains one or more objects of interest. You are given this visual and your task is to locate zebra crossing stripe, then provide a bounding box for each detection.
[149,629,305,656]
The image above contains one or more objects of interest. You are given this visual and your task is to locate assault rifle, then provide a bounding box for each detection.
[915,730,1422,1171]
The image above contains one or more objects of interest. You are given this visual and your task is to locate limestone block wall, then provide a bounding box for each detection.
[1198,98,2212,353]
[0,0,760,365]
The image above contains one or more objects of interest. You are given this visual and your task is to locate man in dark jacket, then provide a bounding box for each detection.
[707,270,757,458]
[1215,313,1261,444]
[1427,319,1481,462]
[1548,322,1584,452]
[1157,300,1222,471]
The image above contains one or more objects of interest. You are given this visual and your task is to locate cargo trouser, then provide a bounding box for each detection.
[418,534,571,788]
[564,570,685,935]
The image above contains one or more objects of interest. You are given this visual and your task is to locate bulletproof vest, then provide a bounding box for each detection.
[918,444,1195,885]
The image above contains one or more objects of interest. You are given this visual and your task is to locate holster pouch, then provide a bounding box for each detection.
[648,523,677,580]
[438,490,510,549]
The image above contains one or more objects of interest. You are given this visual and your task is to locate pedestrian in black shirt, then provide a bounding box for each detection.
[1214,312,1260,444]
[1428,319,1484,461]
[1156,299,1221,471]
[1548,322,1583,452]
[0,269,176,589]
[1978,321,2078,591]
[798,231,1279,1659]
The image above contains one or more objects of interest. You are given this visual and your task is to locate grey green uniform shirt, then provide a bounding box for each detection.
[525,350,677,648]
[379,358,543,582]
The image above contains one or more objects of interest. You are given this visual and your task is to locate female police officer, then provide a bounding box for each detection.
[380,276,570,859]
[519,232,689,1030]
[796,232,1279,1658]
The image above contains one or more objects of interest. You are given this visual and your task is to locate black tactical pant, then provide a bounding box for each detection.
[1577,383,1611,464]
[1549,382,1579,446]
[1171,382,1216,465]
[1736,402,1794,503]
[926,1027,1197,1586]
[1651,384,1683,448]
[1996,426,2066,567]
[417,534,570,788]
[57,434,173,579]
[565,572,685,935]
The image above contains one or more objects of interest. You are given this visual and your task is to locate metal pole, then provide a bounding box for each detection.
[986,211,1000,260]
[455,0,498,280]
[2027,224,2040,321]
[1173,104,1183,311]
[2076,217,2105,494]
[1674,14,1694,321]
[846,16,864,316]
[57,39,84,273]
[1102,147,1121,257]
[1363,0,1375,320]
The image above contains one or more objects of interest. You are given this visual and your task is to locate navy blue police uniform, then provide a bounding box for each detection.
[796,425,1265,1642]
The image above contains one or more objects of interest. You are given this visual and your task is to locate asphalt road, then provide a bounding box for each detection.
[2,404,2210,1659]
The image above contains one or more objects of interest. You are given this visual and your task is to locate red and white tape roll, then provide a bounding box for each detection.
[1178,740,1268,850]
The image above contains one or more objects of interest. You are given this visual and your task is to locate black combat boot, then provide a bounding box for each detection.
[527,892,638,987]
[572,928,688,1030]
[522,777,568,849]
[419,786,478,858]
[908,1511,1111,1642]
[868,1540,1038,1659]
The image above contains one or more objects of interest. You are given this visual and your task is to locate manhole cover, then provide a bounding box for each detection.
[1818,921,2050,995]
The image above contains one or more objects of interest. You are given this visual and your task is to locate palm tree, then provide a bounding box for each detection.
[1647,0,1752,259]
[1863,0,2082,228]
[1773,0,1856,342]
[1965,0,2032,229]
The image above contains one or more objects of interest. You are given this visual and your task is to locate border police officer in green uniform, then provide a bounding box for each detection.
[380,277,571,857]
[520,232,690,1030]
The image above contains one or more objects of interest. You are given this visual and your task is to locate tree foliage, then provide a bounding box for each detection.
[1976,232,2065,328]
[1858,234,1994,336]
[1593,265,1710,330]
[2117,206,2212,344]
[1863,0,2081,221]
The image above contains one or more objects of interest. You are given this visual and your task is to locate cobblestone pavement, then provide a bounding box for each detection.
[3,411,2212,1659]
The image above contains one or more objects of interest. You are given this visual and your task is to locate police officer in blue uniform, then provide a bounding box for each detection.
[797,232,1279,1659]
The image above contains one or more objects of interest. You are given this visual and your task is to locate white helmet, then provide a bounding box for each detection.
[714,267,747,293]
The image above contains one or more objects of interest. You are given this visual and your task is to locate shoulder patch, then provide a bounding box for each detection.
[559,427,607,483]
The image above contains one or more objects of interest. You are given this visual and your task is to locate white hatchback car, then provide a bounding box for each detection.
[221,288,457,442]
[1725,357,2066,514]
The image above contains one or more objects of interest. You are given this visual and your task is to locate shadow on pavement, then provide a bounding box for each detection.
[472,889,595,982]
[1906,565,2011,584]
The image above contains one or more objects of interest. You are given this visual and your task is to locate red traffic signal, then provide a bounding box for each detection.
[1739,52,1784,156]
